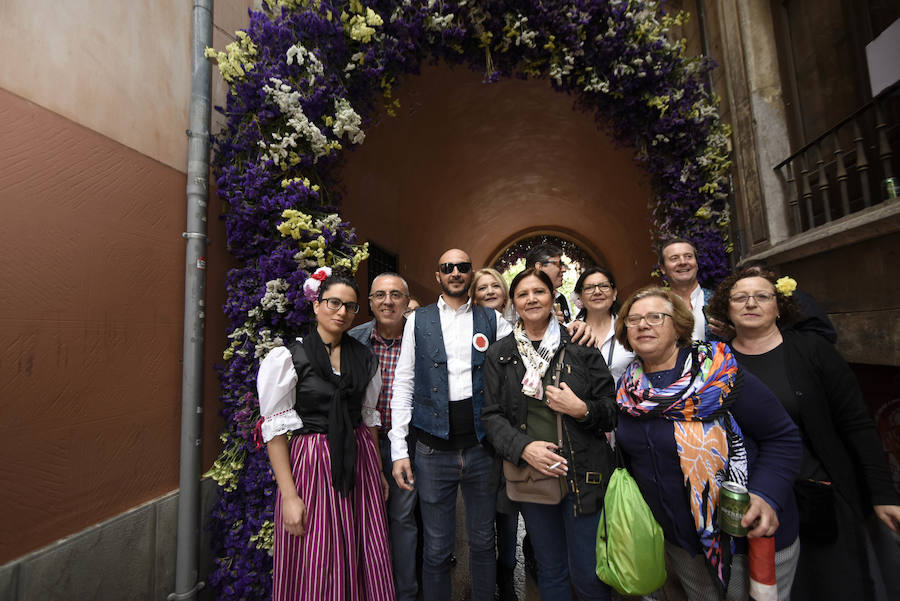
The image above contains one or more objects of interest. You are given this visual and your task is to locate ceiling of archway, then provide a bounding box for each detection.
[340,63,658,301]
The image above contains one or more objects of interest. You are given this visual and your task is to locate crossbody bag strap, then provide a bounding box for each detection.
[554,346,566,447]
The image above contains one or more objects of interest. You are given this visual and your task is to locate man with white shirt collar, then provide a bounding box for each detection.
[390,248,512,601]
[658,238,712,341]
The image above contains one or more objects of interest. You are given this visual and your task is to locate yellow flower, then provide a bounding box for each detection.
[277,209,319,239]
[775,276,797,297]
[695,206,712,219]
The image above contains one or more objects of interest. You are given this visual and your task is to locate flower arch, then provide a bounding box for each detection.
[205,1,731,598]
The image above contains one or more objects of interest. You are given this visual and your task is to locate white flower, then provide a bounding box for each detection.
[285,44,324,85]
[259,279,290,313]
[261,78,332,162]
[331,97,365,145]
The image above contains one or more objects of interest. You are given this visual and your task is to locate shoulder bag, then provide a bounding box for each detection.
[503,347,566,505]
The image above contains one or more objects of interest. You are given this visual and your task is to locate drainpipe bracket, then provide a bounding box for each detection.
[167,580,206,601]
[183,232,209,242]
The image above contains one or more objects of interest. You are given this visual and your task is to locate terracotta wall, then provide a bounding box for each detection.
[0,89,231,563]
[340,64,659,311]
[0,0,252,171]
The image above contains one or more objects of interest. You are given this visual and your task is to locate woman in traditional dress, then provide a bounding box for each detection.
[708,269,900,600]
[257,271,394,601]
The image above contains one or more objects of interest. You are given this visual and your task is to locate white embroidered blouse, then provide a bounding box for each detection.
[256,343,382,444]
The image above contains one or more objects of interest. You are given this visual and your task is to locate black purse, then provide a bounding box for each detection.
[793,479,838,544]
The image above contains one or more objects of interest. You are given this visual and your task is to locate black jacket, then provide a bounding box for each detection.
[782,331,898,513]
[481,329,617,515]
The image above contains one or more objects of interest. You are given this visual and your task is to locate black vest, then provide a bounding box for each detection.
[286,340,372,433]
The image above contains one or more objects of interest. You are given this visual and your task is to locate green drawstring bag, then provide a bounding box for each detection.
[595,465,667,596]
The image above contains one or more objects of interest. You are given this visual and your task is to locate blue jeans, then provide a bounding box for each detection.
[415,440,497,601]
[519,494,612,601]
[379,435,419,601]
[496,510,518,569]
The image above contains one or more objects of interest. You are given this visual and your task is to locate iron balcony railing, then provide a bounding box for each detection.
[774,80,899,234]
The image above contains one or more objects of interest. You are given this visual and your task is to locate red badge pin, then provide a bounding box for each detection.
[473,333,489,352]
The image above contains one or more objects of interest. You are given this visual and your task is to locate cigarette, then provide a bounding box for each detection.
[548,461,562,470]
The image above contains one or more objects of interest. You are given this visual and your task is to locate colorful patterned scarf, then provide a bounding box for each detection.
[617,341,747,587]
[513,315,561,399]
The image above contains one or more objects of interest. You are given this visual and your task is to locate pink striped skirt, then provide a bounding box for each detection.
[272,426,394,601]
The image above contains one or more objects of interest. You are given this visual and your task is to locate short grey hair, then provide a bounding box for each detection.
[371,272,409,294]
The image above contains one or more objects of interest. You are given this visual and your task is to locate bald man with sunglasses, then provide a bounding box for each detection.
[389,248,512,601]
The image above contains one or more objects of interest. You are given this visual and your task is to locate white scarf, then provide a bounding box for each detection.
[514,316,561,399]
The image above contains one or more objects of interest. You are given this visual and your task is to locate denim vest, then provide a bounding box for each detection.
[411,303,497,441]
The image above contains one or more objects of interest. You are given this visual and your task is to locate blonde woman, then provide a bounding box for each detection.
[473,267,514,324]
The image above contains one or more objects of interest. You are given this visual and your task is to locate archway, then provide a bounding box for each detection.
[205,4,733,598]
[488,231,601,298]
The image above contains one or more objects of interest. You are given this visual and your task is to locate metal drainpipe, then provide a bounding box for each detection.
[169,1,213,600]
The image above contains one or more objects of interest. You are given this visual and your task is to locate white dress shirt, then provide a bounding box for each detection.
[689,283,708,342]
[389,296,512,461]
[257,342,382,443]
[597,315,636,383]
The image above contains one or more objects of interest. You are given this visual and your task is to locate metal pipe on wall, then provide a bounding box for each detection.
[169,1,213,599]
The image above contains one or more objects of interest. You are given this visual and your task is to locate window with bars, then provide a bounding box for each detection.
[366,242,398,288]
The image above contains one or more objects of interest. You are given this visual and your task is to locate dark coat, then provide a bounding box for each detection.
[781,331,898,513]
[481,329,618,516]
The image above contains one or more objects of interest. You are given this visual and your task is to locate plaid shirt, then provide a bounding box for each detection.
[370,327,403,433]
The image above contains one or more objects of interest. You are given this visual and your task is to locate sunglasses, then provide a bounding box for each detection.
[438,262,472,274]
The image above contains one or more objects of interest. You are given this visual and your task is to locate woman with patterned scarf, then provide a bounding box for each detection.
[614,286,802,601]
[482,268,618,601]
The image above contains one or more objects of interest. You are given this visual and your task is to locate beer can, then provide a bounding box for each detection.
[884,177,898,200]
[718,481,751,537]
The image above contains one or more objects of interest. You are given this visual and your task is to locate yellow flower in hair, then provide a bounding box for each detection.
[775,276,797,297]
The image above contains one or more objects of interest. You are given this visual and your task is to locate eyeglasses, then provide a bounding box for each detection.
[320,297,361,314]
[729,292,776,305]
[582,282,613,294]
[543,258,568,270]
[369,290,408,302]
[624,312,671,327]
[438,262,472,274]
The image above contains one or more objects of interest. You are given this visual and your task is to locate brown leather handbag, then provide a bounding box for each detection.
[503,347,566,505]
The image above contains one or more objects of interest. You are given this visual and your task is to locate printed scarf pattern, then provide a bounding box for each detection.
[513,316,561,399]
[617,342,747,587]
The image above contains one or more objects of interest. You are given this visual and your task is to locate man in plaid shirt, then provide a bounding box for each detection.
[349,272,419,601]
